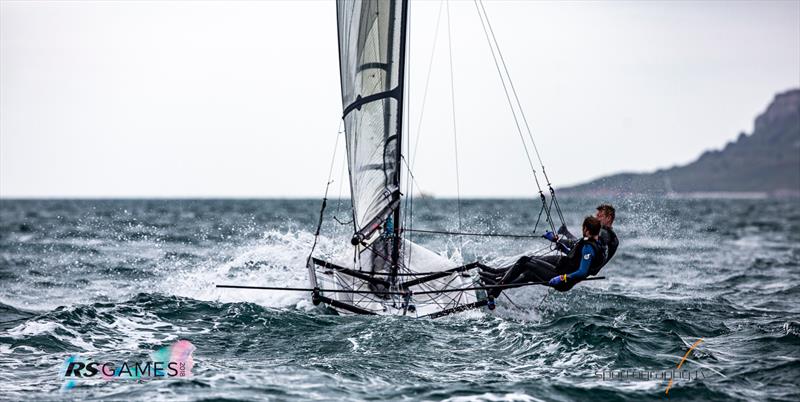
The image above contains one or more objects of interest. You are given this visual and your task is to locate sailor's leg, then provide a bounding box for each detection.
[490,262,557,297]
[480,253,556,279]
[514,257,558,283]
[496,257,533,283]
[487,258,526,296]
[539,254,562,266]
[490,257,557,297]
[480,266,509,275]
[531,254,578,292]
[537,254,574,276]
[479,273,500,285]
[479,265,511,285]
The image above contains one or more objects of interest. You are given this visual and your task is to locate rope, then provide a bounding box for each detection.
[306,122,344,265]
[477,0,547,174]
[446,0,464,253]
[472,0,555,233]
[478,0,566,227]
[472,0,542,193]
[410,0,444,171]
[503,293,524,310]
[532,199,546,235]
[536,291,550,308]
[404,228,541,239]
[544,191,557,234]
[362,239,405,272]
[333,130,353,226]
[549,186,566,229]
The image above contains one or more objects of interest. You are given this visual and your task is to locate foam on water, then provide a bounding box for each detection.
[163,230,320,308]
[0,198,798,401]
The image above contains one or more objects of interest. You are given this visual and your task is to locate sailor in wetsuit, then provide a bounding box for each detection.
[551,203,619,269]
[481,203,619,286]
[483,216,605,296]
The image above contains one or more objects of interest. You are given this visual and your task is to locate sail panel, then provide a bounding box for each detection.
[337,0,404,233]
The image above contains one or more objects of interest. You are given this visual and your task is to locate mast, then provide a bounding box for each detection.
[390,0,409,281]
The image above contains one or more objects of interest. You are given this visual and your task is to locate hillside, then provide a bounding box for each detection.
[562,89,800,197]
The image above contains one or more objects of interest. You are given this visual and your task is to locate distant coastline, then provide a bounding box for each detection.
[561,89,800,198]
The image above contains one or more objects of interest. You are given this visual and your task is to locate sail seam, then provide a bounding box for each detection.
[342,87,401,118]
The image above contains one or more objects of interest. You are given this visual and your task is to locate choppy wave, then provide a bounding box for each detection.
[1,198,799,401]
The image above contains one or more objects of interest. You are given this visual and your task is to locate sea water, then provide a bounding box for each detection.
[0,198,798,401]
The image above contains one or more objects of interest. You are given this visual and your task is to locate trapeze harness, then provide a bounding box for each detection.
[553,237,605,289]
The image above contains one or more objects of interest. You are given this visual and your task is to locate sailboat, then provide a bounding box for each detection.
[219,0,590,317]
[305,0,559,318]
[306,0,489,317]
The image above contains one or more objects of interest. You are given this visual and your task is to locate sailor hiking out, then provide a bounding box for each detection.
[482,217,612,297]
[551,203,618,269]
[218,0,620,317]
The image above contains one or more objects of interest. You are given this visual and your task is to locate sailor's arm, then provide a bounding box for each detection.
[566,244,594,281]
[549,244,594,286]
[556,236,577,252]
[558,224,578,246]
[543,225,577,252]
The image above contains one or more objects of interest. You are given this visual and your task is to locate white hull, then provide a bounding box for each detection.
[310,240,482,317]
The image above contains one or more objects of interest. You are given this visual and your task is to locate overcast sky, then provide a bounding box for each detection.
[2,0,798,198]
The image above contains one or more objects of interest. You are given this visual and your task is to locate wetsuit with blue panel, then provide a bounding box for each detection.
[556,224,618,272]
[487,237,604,296]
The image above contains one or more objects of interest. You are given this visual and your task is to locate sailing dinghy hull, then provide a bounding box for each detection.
[309,240,487,317]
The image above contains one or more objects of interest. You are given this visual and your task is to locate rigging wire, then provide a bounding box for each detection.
[472,0,539,189]
[446,0,465,253]
[307,121,345,265]
[404,158,414,270]
[471,0,555,234]
[400,154,431,268]
[410,0,444,171]
[403,228,540,239]
[475,0,566,229]
[405,0,445,273]
[476,0,546,175]
[333,126,352,225]
[403,18,411,234]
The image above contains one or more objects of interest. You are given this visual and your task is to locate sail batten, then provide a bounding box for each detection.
[337,0,406,241]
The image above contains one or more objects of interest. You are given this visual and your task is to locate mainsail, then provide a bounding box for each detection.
[337,0,407,247]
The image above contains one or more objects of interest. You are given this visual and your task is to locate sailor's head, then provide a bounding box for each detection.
[582,216,602,239]
[595,203,615,227]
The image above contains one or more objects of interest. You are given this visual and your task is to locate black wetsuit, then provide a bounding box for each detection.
[557,224,618,274]
[487,238,604,296]
[481,225,618,295]
[600,226,619,265]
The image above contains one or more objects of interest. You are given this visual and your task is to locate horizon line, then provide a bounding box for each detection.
[0,195,553,200]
